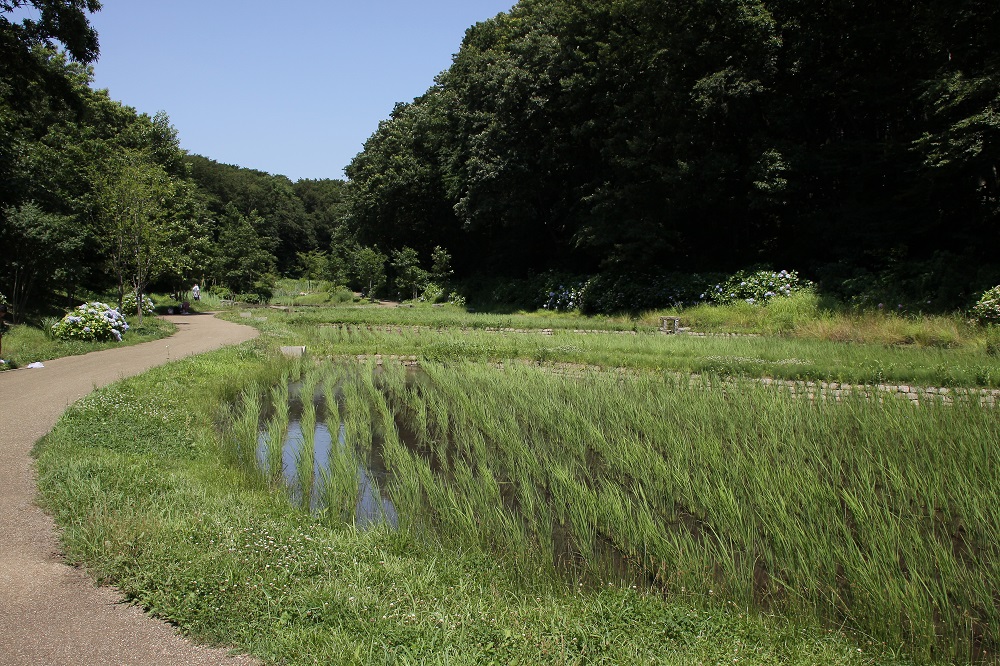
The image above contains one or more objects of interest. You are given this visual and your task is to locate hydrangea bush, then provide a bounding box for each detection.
[542,282,584,311]
[703,269,811,306]
[52,302,129,342]
[121,292,156,317]
[972,285,1000,325]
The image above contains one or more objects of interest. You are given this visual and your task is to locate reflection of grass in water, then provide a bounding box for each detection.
[318,367,359,524]
[295,398,315,509]
[263,380,289,485]
[293,365,325,509]
[254,362,392,528]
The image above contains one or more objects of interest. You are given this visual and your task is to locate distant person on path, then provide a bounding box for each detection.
[192,284,201,301]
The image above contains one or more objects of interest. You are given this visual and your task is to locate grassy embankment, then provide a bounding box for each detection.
[236,300,1000,389]
[34,300,999,664]
[0,315,176,369]
[0,288,241,369]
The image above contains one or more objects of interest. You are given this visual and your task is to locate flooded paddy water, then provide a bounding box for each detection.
[253,377,398,528]
[235,363,645,588]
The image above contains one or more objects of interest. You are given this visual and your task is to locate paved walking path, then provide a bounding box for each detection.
[0,313,260,666]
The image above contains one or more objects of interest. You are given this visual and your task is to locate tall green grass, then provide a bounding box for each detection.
[658,291,981,348]
[221,357,998,662]
[377,363,998,661]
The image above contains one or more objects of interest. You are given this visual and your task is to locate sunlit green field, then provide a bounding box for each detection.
[240,304,1000,388]
[34,303,1000,664]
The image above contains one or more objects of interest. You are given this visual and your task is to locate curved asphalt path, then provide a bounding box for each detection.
[0,313,260,666]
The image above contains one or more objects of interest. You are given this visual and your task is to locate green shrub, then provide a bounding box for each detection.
[421,282,446,304]
[704,269,811,306]
[328,286,356,304]
[235,293,266,305]
[210,285,233,299]
[121,292,156,317]
[52,302,129,342]
[972,285,1000,325]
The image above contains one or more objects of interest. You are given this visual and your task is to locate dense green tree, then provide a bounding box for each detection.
[1,40,201,315]
[326,224,358,287]
[353,246,386,299]
[211,203,276,298]
[0,201,82,322]
[93,149,176,322]
[1,0,101,113]
[185,155,309,273]
[390,246,427,301]
[149,177,212,296]
[292,177,348,249]
[296,249,328,282]
[1,0,101,63]
[430,245,453,288]
[344,93,466,266]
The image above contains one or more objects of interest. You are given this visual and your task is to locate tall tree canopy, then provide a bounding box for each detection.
[345,0,1000,307]
[1,0,101,63]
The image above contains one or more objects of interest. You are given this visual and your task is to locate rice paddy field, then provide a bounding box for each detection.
[35,303,1000,665]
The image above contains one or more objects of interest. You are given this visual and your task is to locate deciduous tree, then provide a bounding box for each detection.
[93,149,175,323]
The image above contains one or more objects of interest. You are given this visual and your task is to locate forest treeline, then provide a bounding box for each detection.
[2,0,999,321]
[346,0,1000,310]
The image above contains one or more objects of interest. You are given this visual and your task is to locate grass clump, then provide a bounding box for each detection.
[666,290,978,348]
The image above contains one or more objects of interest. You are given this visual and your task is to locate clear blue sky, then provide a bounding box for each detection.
[85,0,516,181]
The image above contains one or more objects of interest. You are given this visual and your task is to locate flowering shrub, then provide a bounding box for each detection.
[52,302,129,342]
[121,292,156,317]
[972,286,1000,324]
[527,272,583,311]
[703,269,811,306]
[542,283,584,311]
